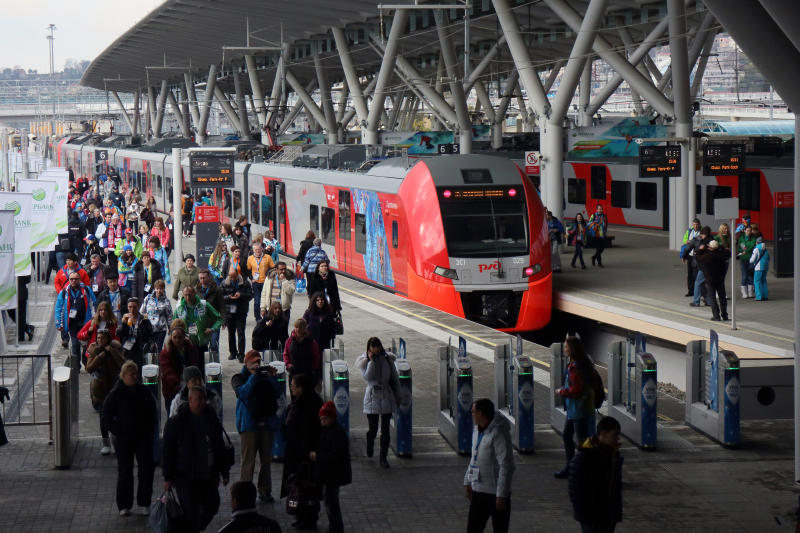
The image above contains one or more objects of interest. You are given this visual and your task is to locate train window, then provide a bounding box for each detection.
[440,194,528,257]
[610,181,631,208]
[354,214,367,254]
[590,166,606,200]
[310,205,319,233]
[635,182,658,211]
[706,185,732,216]
[392,221,398,248]
[167,178,173,206]
[695,184,702,217]
[156,174,163,198]
[567,178,586,205]
[339,191,351,240]
[738,172,760,211]
[460,168,492,184]
[261,194,272,228]
[249,194,260,225]
[224,189,233,218]
[233,190,242,218]
[321,207,335,245]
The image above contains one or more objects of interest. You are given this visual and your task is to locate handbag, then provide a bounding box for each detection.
[334,311,344,336]
[296,278,307,294]
[221,427,236,469]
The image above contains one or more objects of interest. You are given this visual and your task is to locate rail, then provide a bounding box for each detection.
[0,354,53,442]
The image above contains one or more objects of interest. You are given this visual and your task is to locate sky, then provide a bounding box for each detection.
[0,0,165,71]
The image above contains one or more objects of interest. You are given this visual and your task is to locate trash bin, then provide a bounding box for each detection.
[53,366,76,469]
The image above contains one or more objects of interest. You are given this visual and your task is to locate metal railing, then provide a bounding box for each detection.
[0,354,53,442]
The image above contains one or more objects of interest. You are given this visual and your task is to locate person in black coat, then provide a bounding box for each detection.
[218,481,282,533]
[220,268,253,362]
[694,240,729,321]
[568,416,623,533]
[67,210,86,259]
[130,253,162,302]
[101,361,157,516]
[281,373,323,530]
[97,277,131,323]
[119,298,155,370]
[310,401,351,533]
[309,260,341,312]
[303,292,337,351]
[296,231,316,265]
[252,301,289,352]
[162,387,231,532]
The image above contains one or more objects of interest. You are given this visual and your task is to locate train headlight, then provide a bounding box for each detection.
[524,264,541,277]
[434,266,459,280]
[508,188,517,197]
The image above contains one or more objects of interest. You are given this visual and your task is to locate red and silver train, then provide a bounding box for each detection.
[58,138,551,332]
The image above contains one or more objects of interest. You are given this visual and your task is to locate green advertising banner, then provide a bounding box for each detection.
[17,179,57,252]
[41,168,69,237]
[0,210,17,310]
[0,192,33,276]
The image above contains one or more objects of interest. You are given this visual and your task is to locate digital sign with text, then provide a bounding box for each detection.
[703,144,745,175]
[189,151,235,188]
[638,145,681,177]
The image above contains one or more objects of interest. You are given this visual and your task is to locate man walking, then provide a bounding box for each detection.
[464,398,514,533]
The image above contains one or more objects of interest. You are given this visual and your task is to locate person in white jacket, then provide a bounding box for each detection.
[464,398,514,533]
[355,337,399,469]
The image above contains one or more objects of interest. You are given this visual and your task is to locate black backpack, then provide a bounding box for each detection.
[248,377,278,421]
[589,367,606,409]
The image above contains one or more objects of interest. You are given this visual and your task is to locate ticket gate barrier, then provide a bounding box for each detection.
[549,343,569,434]
[390,358,413,457]
[330,360,350,436]
[263,342,283,364]
[323,341,344,402]
[437,345,474,455]
[53,366,77,469]
[685,339,740,447]
[494,344,535,453]
[206,362,223,422]
[269,361,288,460]
[142,364,162,462]
[607,341,658,449]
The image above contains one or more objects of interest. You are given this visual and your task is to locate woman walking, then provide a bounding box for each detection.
[587,205,608,267]
[554,335,597,479]
[141,280,172,350]
[86,329,125,456]
[355,337,400,468]
[568,213,587,269]
[303,292,337,352]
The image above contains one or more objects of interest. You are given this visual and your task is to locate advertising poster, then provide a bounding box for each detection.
[17,179,57,252]
[41,168,70,236]
[0,210,17,310]
[0,192,33,275]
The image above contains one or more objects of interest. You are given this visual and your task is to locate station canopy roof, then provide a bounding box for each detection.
[82,0,703,95]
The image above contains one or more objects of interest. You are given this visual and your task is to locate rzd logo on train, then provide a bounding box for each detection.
[478,261,501,273]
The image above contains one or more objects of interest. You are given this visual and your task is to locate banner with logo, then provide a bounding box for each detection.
[40,168,69,236]
[17,179,57,252]
[0,192,33,275]
[0,210,17,310]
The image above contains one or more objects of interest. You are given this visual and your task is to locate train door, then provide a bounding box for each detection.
[661,177,669,230]
[739,171,761,228]
[273,182,287,248]
[337,190,352,273]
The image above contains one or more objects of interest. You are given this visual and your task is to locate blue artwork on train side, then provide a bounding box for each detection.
[352,189,395,288]
[568,117,668,159]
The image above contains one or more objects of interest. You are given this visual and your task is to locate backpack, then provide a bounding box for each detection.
[589,367,605,409]
[248,377,278,421]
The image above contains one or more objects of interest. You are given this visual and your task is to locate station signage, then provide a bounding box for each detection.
[638,145,681,177]
[524,151,540,175]
[703,144,745,175]
[95,149,108,161]
[189,149,235,188]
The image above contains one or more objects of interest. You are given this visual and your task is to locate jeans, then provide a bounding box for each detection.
[366,413,391,459]
[209,330,220,357]
[740,261,754,287]
[551,240,562,271]
[226,313,247,359]
[113,435,154,510]
[174,478,220,532]
[693,270,708,305]
[240,427,274,497]
[152,331,167,354]
[69,329,82,367]
[466,491,510,533]
[686,257,698,293]
[572,241,585,268]
[563,416,596,469]
[252,282,263,321]
[324,484,344,533]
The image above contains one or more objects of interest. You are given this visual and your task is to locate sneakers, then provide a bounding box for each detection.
[100,438,112,455]
[366,435,374,458]
[134,506,150,516]
[554,469,569,479]
[61,340,69,348]
[259,493,275,503]
[379,457,390,469]
[228,353,237,360]
[711,316,721,322]
[689,302,701,307]
[119,509,131,517]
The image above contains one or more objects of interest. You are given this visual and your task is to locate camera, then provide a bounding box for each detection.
[257,364,274,376]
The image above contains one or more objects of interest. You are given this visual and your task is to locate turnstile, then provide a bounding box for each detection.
[685,339,741,447]
[607,341,658,449]
[494,343,535,453]
[322,340,344,401]
[549,342,569,434]
[330,359,350,436]
[437,345,473,455]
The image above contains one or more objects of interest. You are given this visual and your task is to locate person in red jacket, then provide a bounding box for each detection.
[282,318,321,389]
[54,253,90,294]
[77,301,119,364]
[158,319,203,417]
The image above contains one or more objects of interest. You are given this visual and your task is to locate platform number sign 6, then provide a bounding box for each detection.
[95,149,108,161]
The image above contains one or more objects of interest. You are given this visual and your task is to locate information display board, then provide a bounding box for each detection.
[703,144,745,175]
[189,149,235,188]
[195,205,220,269]
[638,145,681,177]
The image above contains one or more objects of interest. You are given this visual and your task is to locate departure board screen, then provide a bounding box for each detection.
[638,145,681,177]
[189,150,235,188]
[703,144,745,175]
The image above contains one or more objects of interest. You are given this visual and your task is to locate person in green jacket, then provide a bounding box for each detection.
[172,254,199,300]
[173,285,223,358]
[114,228,144,259]
[736,225,757,299]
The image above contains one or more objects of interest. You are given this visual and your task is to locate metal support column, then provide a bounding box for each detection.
[213,86,242,136]
[1,128,9,190]
[340,77,376,131]
[197,65,218,145]
[146,86,155,138]
[111,91,135,134]
[233,73,250,138]
[365,9,408,145]
[172,148,183,272]
[314,55,338,144]
[669,0,691,251]
[184,73,200,133]
[579,59,592,127]
[244,55,266,127]
[435,10,472,153]
[21,130,28,180]
[463,35,507,94]
[278,79,318,135]
[153,79,169,138]
[543,60,565,93]
[132,92,140,136]
[167,91,191,138]
[332,28,368,127]
[284,70,330,136]
[691,33,716,100]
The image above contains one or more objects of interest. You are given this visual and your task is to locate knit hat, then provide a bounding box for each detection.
[319,401,337,419]
[244,350,261,367]
[183,365,202,384]
[125,228,133,235]
[123,244,133,252]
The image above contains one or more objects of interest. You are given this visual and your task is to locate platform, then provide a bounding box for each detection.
[1,235,799,531]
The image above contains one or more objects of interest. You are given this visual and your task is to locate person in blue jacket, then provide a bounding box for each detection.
[55,272,97,364]
[231,350,282,504]
[750,236,770,301]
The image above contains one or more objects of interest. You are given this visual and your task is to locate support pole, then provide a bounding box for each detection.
[340,77,376,130]
[578,59,592,127]
[132,92,140,136]
[332,28,368,126]
[180,84,191,136]
[277,79,318,135]
[111,91,135,134]
[197,65,218,145]
[435,9,472,154]
[668,0,691,251]
[21,130,29,181]
[213,86,243,135]
[167,91,191,138]
[690,33,716,100]
[184,73,200,132]
[146,87,154,138]
[365,9,409,145]
[2,128,9,190]
[463,35,507,94]
[543,60,565,93]
[233,73,250,138]
[244,55,266,127]
[284,70,331,136]
[153,79,168,139]
[172,148,183,273]
[794,113,800,484]
[314,55,338,144]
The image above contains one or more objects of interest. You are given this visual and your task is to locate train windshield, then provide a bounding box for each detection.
[439,187,528,257]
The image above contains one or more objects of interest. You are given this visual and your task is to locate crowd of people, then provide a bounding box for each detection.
[548,205,610,272]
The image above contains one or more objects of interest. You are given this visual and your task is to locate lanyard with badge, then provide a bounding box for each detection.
[466,432,484,483]
[254,256,263,281]
[68,289,81,319]
[123,317,137,350]
[228,282,238,314]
